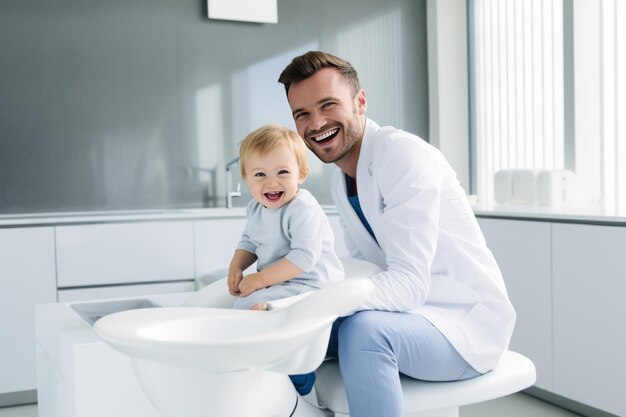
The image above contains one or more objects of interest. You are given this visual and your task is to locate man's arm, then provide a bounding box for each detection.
[360,136,448,311]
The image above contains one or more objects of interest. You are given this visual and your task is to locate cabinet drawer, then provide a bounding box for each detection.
[56,222,194,287]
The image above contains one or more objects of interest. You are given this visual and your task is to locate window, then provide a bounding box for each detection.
[470,0,626,215]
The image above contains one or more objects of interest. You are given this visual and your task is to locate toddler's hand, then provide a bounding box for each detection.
[227,269,243,296]
[238,273,263,297]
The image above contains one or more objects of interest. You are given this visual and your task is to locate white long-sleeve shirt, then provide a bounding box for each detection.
[238,189,344,288]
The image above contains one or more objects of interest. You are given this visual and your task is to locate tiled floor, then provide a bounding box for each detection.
[461,392,582,417]
[0,392,582,417]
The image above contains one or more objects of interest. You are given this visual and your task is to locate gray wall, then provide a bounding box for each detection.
[0,0,428,214]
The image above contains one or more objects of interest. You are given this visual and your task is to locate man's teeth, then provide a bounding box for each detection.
[314,128,338,142]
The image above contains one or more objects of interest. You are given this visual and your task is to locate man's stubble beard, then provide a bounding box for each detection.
[311,110,362,164]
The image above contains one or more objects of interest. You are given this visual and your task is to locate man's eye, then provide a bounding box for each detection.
[294,113,307,120]
[322,102,334,109]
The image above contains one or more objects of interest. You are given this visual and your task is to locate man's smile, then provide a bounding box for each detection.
[310,127,339,144]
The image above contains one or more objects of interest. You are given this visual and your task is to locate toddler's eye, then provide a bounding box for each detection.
[254,172,265,177]
[278,170,289,175]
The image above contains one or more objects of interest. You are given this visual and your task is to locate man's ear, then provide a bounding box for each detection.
[355,89,367,115]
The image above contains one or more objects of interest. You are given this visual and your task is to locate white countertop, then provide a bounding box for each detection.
[1,204,624,227]
[0,208,248,227]
[473,204,626,225]
[0,206,341,227]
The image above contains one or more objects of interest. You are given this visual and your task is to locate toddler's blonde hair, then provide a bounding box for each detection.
[239,124,309,180]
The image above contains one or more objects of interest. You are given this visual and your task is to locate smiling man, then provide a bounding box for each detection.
[278,51,516,417]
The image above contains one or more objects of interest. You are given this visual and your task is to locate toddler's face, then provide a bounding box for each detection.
[244,145,303,209]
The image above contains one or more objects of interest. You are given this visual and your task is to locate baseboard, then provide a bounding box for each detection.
[0,387,619,416]
[524,387,618,417]
[0,390,37,408]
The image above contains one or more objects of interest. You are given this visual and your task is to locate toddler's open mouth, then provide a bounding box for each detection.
[264,191,284,201]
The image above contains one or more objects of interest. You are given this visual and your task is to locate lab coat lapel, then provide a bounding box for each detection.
[333,171,385,266]
[343,119,387,266]
[357,121,386,259]
[356,119,379,230]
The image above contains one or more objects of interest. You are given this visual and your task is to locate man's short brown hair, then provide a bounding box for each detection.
[278,51,361,96]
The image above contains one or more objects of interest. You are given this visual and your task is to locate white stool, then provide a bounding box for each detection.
[314,350,536,417]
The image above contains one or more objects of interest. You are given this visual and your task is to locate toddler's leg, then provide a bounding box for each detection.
[232,282,313,310]
[289,373,316,396]
[232,287,273,310]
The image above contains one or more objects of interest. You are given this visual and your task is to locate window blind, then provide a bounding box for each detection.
[473,0,564,206]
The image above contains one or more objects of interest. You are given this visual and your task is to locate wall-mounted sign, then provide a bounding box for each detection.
[208,0,278,24]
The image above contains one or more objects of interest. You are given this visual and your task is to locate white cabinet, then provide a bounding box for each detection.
[551,224,626,417]
[2,216,248,406]
[56,222,194,287]
[193,219,248,284]
[478,219,553,390]
[0,227,57,394]
[478,217,626,416]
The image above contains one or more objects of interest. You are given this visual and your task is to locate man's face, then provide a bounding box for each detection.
[287,68,366,164]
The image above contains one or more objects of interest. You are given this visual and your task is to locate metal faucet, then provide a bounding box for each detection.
[225,157,242,208]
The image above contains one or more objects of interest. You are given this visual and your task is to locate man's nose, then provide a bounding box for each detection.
[308,111,328,132]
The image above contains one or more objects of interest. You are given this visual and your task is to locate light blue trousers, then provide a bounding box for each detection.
[326,311,481,417]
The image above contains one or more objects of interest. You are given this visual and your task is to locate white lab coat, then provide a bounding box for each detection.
[331,119,516,373]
